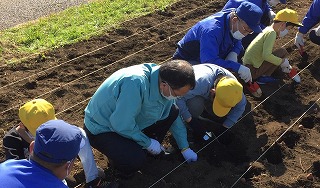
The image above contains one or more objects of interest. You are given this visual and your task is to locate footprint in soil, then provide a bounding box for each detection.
[312,161,320,178]
[279,130,300,149]
[300,115,319,129]
[204,133,250,166]
[265,142,283,164]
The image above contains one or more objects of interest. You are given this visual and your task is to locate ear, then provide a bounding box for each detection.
[29,141,35,153]
[159,81,166,90]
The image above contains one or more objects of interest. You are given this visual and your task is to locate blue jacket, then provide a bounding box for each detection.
[0,159,67,188]
[174,9,243,73]
[176,64,247,128]
[84,63,188,149]
[299,0,320,34]
[222,0,270,29]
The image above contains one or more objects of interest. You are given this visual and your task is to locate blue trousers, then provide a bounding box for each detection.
[309,29,320,45]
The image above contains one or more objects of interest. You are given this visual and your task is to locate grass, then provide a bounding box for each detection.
[0,0,178,64]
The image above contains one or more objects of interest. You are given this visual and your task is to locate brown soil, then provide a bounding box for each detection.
[0,0,319,187]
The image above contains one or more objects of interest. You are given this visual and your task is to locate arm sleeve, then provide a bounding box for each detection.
[109,79,151,148]
[232,40,243,55]
[176,97,192,121]
[199,29,241,72]
[3,135,26,160]
[262,31,282,65]
[223,93,247,128]
[169,115,189,149]
[299,0,320,34]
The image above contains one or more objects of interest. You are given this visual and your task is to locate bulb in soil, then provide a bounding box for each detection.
[240,178,246,183]
[298,124,303,129]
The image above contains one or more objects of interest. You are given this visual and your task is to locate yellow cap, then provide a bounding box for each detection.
[274,8,303,27]
[18,99,56,136]
[213,77,243,117]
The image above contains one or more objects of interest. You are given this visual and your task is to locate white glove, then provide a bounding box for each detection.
[225,51,238,62]
[268,10,276,20]
[146,138,162,155]
[294,32,304,48]
[315,25,320,36]
[181,148,197,163]
[238,65,252,83]
[280,58,292,73]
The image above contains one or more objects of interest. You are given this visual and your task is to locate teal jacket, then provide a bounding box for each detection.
[84,63,188,149]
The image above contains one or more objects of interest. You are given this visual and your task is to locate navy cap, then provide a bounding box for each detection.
[34,119,84,163]
[280,0,286,4]
[236,2,263,33]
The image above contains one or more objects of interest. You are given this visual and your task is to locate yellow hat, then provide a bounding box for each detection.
[19,99,56,136]
[213,77,243,117]
[274,8,303,27]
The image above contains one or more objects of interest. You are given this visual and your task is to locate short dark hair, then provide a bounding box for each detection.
[213,74,225,89]
[159,60,195,90]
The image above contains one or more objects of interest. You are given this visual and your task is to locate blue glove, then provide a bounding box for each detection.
[146,138,162,155]
[181,148,197,163]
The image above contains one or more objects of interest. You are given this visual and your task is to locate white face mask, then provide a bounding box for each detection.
[268,0,280,6]
[231,21,245,40]
[279,29,288,37]
[161,83,178,100]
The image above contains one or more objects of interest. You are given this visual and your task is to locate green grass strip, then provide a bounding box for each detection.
[0,0,178,64]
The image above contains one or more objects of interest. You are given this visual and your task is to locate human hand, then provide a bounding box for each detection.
[280,58,292,73]
[294,32,304,48]
[238,65,252,83]
[146,138,162,155]
[181,148,197,163]
[225,51,238,62]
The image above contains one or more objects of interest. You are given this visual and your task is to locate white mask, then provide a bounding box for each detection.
[231,21,245,40]
[268,0,280,6]
[161,83,178,100]
[279,29,288,37]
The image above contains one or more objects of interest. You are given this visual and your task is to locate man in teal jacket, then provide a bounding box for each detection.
[84,60,197,178]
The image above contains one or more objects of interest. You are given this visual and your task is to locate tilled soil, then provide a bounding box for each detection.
[0,0,319,187]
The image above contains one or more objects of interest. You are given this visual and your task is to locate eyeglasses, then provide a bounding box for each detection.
[165,82,182,98]
[239,19,254,34]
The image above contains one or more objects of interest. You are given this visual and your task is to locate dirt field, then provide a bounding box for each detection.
[0,0,319,187]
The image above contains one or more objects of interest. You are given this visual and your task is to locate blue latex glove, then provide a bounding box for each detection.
[181,148,197,163]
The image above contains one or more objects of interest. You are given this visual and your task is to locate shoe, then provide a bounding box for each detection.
[246,82,262,98]
[256,76,278,85]
[84,177,119,188]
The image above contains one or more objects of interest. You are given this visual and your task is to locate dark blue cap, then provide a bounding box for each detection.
[236,2,263,33]
[34,119,84,163]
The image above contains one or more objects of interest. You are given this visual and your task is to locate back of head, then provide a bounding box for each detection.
[213,77,243,117]
[274,8,303,27]
[236,1,263,33]
[19,99,56,136]
[159,60,195,89]
[33,119,84,164]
